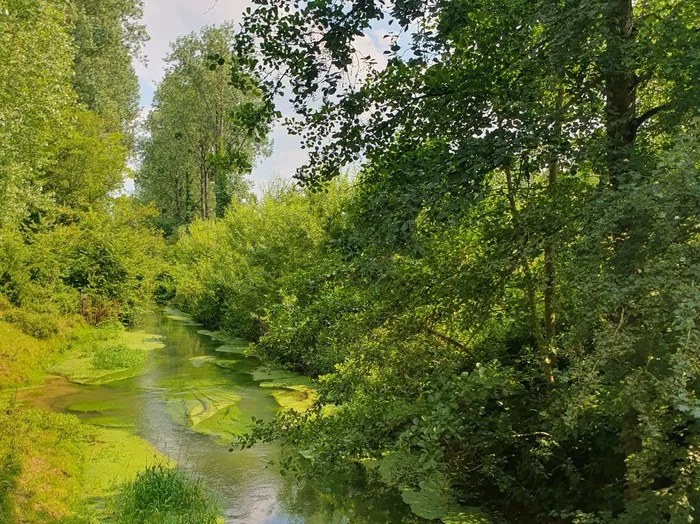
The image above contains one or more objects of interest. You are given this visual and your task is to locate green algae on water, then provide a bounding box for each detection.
[251,365,299,382]
[51,328,165,385]
[189,355,216,367]
[82,427,175,503]
[375,452,492,523]
[269,386,317,412]
[254,367,318,412]
[163,307,203,326]
[85,416,134,429]
[213,359,240,370]
[67,400,121,413]
[160,376,247,441]
[214,342,250,355]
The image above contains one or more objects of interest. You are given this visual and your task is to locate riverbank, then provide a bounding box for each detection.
[0,311,179,522]
[2,307,425,522]
[0,401,174,522]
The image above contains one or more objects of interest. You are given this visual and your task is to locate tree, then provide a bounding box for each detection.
[0,0,75,227]
[230,0,700,520]
[70,0,147,143]
[137,24,271,229]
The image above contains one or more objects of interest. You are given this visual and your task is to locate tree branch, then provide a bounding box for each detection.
[630,102,673,131]
[424,327,469,353]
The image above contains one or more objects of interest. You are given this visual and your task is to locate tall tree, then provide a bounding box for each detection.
[137,24,271,229]
[70,0,147,143]
[0,0,75,226]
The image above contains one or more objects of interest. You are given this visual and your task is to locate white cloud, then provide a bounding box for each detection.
[254,124,309,184]
[135,0,252,85]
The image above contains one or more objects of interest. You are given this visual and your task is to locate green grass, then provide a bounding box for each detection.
[113,464,220,524]
[93,343,147,370]
[0,400,175,523]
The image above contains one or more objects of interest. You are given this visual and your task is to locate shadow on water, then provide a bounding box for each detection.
[19,311,422,523]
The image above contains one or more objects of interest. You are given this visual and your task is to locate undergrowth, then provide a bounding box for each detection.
[93,343,146,370]
[113,464,220,524]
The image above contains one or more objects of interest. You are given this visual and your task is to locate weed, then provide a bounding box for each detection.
[113,464,219,523]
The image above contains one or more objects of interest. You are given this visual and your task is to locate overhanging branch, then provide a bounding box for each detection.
[630,102,673,132]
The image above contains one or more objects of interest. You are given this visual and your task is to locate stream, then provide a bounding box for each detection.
[19,310,420,523]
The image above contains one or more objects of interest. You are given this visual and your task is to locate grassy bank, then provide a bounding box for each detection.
[0,305,164,392]
[50,322,164,385]
[112,465,220,524]
[0,306,83,390]
[0,401,175,523]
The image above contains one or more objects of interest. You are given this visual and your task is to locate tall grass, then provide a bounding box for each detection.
[113,464,219,523]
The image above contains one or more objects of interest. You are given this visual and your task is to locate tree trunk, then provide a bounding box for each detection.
[544,89,563,344]
[505,166,544,349]
[604,0,636,188]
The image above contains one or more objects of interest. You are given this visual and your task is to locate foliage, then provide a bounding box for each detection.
[136,24,271,231]
[0,0,75,228]
[214,0,700,520]
[0,0,162,326]
[113,464,220,524]
[44,108,129,209]
[0,199,165,324]
[169,178,347,340]
[70,0,147,143]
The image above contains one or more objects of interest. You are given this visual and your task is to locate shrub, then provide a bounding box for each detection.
[113,465,219,524]
[1,308,60,339]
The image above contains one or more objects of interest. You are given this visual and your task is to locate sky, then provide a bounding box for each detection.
[132,0,388,192]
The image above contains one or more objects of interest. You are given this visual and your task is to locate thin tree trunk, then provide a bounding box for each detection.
[544,89,563,344]
[199,144,208,219]
[505,166,543,349]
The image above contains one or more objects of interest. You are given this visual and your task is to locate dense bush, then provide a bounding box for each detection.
[0,200,165,325]
[169,179,347,340]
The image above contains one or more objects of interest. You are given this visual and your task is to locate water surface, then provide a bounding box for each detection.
[20,312,419,523]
